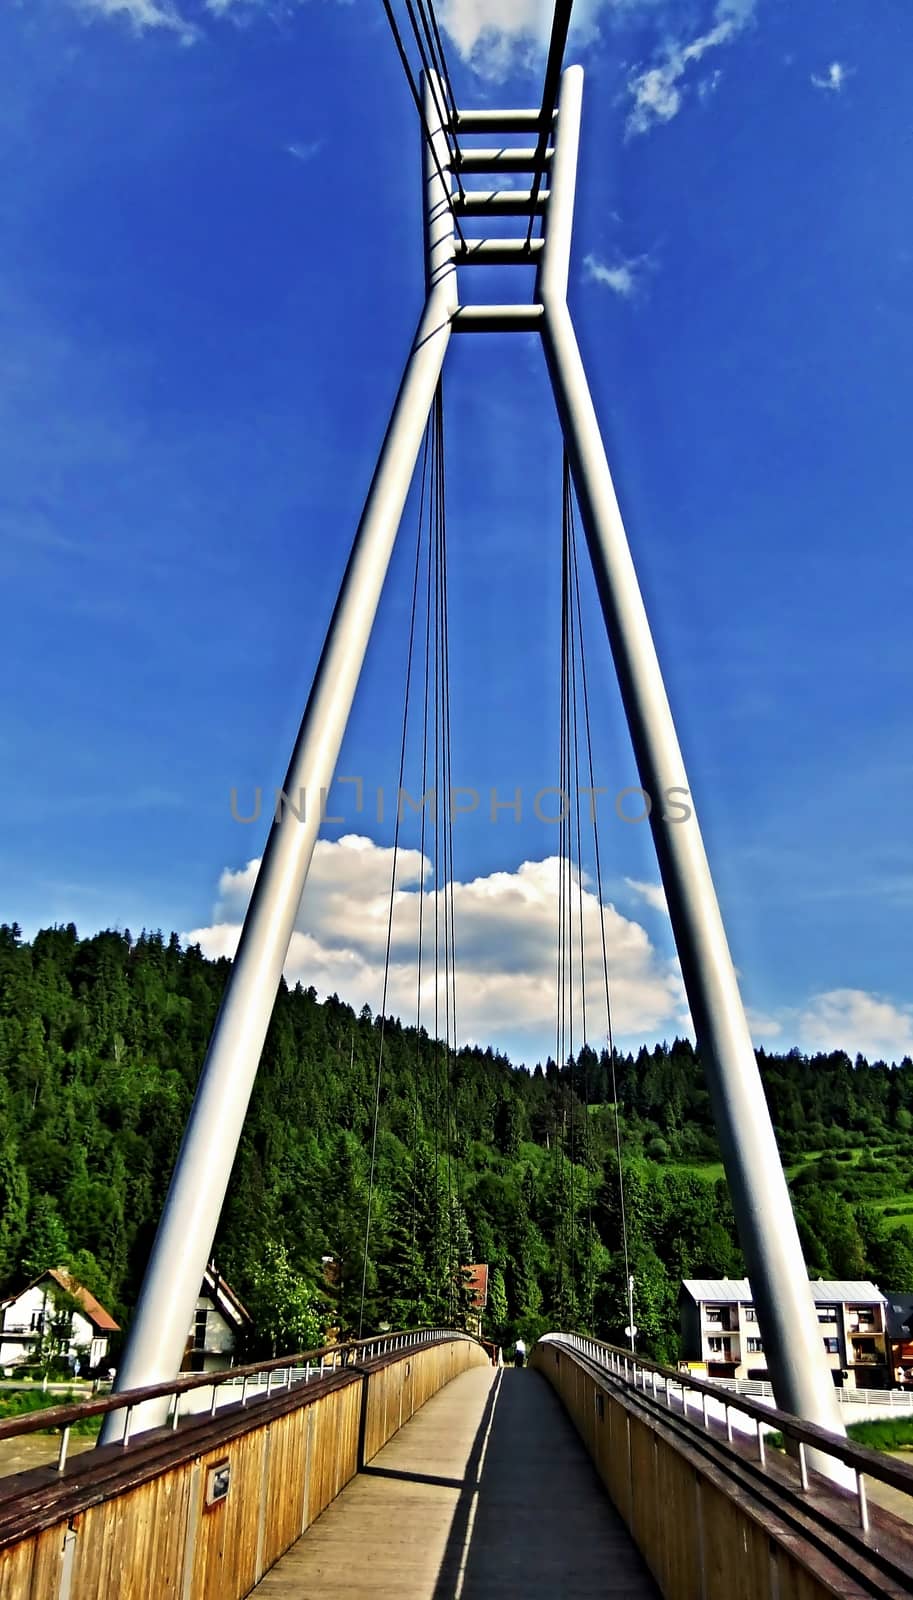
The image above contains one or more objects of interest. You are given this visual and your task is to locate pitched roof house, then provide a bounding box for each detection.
[0,1268,119,1373]
[185,1263,253,1373]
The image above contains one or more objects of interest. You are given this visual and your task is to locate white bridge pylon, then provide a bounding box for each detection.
[103,67,848,1472]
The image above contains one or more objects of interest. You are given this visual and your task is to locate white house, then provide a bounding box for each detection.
[0,1268,119,1373]
[679,1278,889,1389]
[184,1264,253,1373]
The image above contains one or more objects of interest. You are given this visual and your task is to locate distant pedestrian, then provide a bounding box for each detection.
[514,1338,526,1369]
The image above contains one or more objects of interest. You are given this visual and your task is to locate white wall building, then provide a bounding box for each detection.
[0,1269,119,1373]
[185,1264,253,1373]
[680,1278,889,1389]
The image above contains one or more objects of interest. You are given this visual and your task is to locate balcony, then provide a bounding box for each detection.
[702,1312,738,1333]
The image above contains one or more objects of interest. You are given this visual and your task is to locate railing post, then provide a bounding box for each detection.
[857,1472,870,1533]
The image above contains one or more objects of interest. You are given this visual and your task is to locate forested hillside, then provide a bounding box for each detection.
[2,921,913,1364]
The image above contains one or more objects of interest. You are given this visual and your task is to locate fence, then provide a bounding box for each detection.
[532,1332,913,1600]
[713,1374,913,1410]
[0,1328,491,1600]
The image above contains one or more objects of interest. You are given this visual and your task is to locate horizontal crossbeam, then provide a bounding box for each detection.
[453,108,555,133]
[454,189,549,216]
[454,239,544,264]
[451,305,545,331]
[453,147,554,173]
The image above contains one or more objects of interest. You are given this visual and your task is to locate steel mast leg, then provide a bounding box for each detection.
[100,73,456,1441]
[540,67,847,1471]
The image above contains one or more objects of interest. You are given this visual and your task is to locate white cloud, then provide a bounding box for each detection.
[811,62,848,93]
[625,877,668,914]
[73,0,198,44]
[184,834,686,1061]
[797,989,913,1063]
[436,0,606,80]
[744,1007,783,1041]
[698,68,723,101]
[583,250,652,299]
[626,0,755,138]
[286,140,323,164]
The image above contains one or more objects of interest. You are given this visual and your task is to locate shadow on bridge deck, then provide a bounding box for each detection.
[255,1363,657,1599]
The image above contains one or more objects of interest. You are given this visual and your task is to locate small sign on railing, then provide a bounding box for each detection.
[205,1460,230,1507]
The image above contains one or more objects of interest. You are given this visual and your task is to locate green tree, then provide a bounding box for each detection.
[246,1241,322,1355]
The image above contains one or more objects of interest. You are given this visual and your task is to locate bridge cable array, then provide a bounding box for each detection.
[380,0,467,243]
[556,452,631,1333]
[358,381,460,1337]
[525,0,576,248]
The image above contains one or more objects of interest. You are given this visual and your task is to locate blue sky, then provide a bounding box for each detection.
[3,0,912,1064]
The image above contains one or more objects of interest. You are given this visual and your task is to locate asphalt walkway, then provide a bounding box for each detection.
[254,1363,657,1599]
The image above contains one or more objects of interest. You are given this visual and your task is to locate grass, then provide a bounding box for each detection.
[666,1162,725,1183]
[767,1416,913,1454]
[0,1388,102,1436]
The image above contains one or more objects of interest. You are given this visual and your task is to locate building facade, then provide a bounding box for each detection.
[184,1263,253,1373]
[680,1277,889,1389]
[885,1292,913,1384]
[0,1269,119,1373]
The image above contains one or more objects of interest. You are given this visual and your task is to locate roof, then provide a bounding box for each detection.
[46,1269,120,1332]
[201,1263,252,1328]
[884,1293,913,1341]
[681,1278,885,1306]
[0,1268,123,1332]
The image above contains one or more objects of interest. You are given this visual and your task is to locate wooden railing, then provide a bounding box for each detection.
[531,1332,913,1600]
[0,1329,491,1600]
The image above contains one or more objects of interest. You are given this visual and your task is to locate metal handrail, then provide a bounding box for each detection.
[540,1332,913,1534]
[0,1327,474,1473]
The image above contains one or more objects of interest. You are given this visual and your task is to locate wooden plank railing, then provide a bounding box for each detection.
[531,1333,913,1600]
[0,1329,491,1600]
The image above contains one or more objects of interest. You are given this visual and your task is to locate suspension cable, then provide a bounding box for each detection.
[357,415,433,1339]
[434,389,458,1324]
[566,454,632,1320]
[425,0,464,149]
[405,0,467,203]
[381,0,467,247]
[526,0,575,247]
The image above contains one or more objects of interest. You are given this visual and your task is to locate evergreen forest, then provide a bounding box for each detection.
[2,921,913,1366]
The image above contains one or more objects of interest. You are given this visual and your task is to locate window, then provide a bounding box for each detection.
[743,1307,757,1322]
[193,1310,208,1351]
[708,1337,724,1353]
[705,1307,723,1323]
[747,1338,763,1353]
[823,1338,839,1354]
[817,1309,837,1324]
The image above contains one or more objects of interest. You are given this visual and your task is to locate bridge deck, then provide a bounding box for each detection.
[254,1363,657,1599]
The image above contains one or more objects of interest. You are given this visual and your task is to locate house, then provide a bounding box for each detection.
[884,1292,913,1385]
[679,1278,889,1389]
[184,1264,253,1373]
[0,1268,119,1373]
[461,1264,489,1338]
